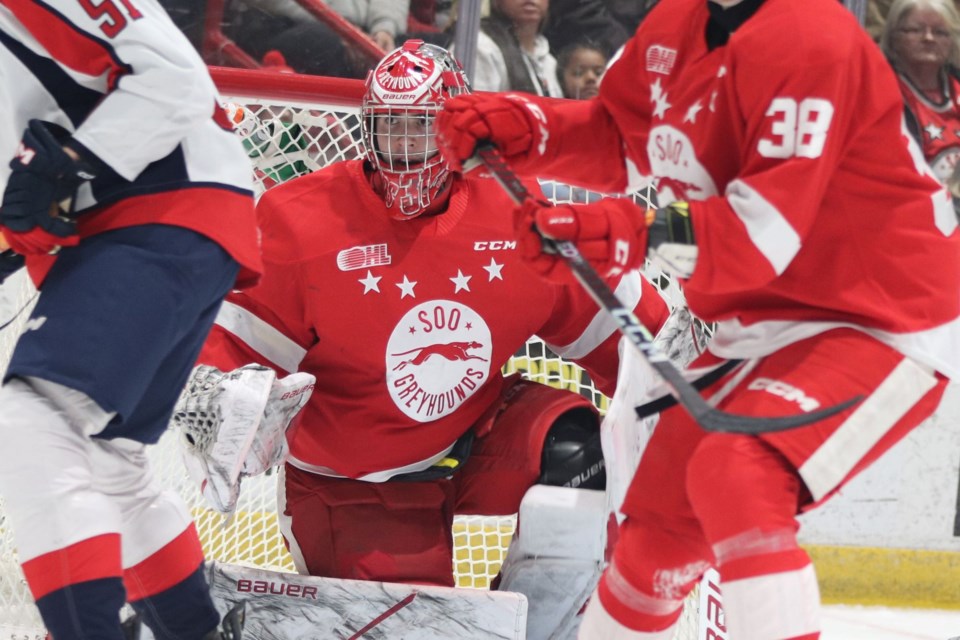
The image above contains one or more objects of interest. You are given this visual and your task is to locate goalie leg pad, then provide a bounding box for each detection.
[498,485,607,640]
[204,561,526,639]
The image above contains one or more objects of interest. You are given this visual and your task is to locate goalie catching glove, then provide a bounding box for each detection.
[173,364,315,513]
[515,198,698,281]
[0,120,103,255]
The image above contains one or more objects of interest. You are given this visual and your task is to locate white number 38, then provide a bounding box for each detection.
[757,97,834,159]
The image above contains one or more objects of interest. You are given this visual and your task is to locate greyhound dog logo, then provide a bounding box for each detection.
[386,300,493,422]
[647,124,718,203]
[391,341,488,371]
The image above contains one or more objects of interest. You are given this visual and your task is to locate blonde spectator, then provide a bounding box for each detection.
[881,0,960,184]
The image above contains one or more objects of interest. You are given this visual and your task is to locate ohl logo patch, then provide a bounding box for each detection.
[386,300,492,423]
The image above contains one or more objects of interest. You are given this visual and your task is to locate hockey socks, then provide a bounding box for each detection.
[128,563,220,640]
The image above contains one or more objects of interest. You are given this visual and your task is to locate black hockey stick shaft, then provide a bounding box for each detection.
[473,142,860,433]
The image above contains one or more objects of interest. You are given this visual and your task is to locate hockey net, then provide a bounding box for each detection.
[0,68,703,638]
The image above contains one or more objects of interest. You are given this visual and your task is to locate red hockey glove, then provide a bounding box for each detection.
[515,200,698,282]
[0,120,101,255]
[436,93,548,171]
[514,198,650,282]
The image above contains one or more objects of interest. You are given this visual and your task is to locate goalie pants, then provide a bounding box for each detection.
[0,226,240,638]
[589,328,947,640]
[279,377,597,586]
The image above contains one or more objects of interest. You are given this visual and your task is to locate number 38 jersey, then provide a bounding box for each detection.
[199,160,669,480]
[532,0,960,378]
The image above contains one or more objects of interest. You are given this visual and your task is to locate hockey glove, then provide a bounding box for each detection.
[0,120,101,255]
[174,364,316,513]
[436,93,549,171]
[515,197,650,282]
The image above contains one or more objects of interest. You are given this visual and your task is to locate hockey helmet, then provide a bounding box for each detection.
[361,39,470,219]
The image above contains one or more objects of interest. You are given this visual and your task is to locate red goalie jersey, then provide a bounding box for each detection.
[199,159,668,479]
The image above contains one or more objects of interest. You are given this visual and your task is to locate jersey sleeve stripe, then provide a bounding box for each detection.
[3,0,131,90]
[548,270,644,360]
[214,300,307,374]
[725,178,801,276]
[0,28,102,128]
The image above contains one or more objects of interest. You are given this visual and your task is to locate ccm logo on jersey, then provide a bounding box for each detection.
[747,377,821,412]
[474,240,516,250]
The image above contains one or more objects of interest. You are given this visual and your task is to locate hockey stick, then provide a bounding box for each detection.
[472,142,861,434]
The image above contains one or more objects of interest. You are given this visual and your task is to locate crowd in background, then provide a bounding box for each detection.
[160,0,656,97]
[161,0,960,191]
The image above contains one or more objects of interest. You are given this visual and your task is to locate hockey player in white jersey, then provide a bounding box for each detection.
[0,1,261,638]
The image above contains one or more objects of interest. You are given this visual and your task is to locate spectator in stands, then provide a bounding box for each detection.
[223,0,358,77]
[544,0,629,59]
[468,0,564,95]
[555,39,609,99]
[608,0,656,33]
[405,0,455,46]
[881,0,960,185]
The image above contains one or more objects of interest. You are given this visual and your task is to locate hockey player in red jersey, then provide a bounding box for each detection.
[0,1,260,638]
[186,40,672,630]
[436,0,960,638]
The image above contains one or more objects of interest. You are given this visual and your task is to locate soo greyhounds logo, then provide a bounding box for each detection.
[386,301,492,422]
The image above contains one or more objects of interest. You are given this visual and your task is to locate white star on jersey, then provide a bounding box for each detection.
[483,258,504,281]
[684,100,703,124]
[651,77,672,119]
[450,269,472,293]
[924,123,945,141]
[359,270,381,294]
[396,275,417,299]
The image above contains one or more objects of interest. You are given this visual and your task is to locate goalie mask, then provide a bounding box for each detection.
[362,39,470,219]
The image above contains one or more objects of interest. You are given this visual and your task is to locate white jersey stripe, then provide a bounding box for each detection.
[548,270,644,360]
[800,356,937,501]
[214,301,307,374]
[725,179,801,276]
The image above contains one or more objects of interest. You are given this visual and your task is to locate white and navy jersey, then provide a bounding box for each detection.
[0,0,261,286]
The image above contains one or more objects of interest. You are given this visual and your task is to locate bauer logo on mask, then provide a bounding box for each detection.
[372,45,442,105]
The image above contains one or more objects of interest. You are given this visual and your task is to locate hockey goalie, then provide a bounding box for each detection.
[166,39,713,639]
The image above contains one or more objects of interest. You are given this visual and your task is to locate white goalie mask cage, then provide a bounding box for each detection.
[361,39,470,219]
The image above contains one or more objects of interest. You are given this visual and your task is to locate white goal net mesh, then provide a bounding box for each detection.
[0,69,702,639]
